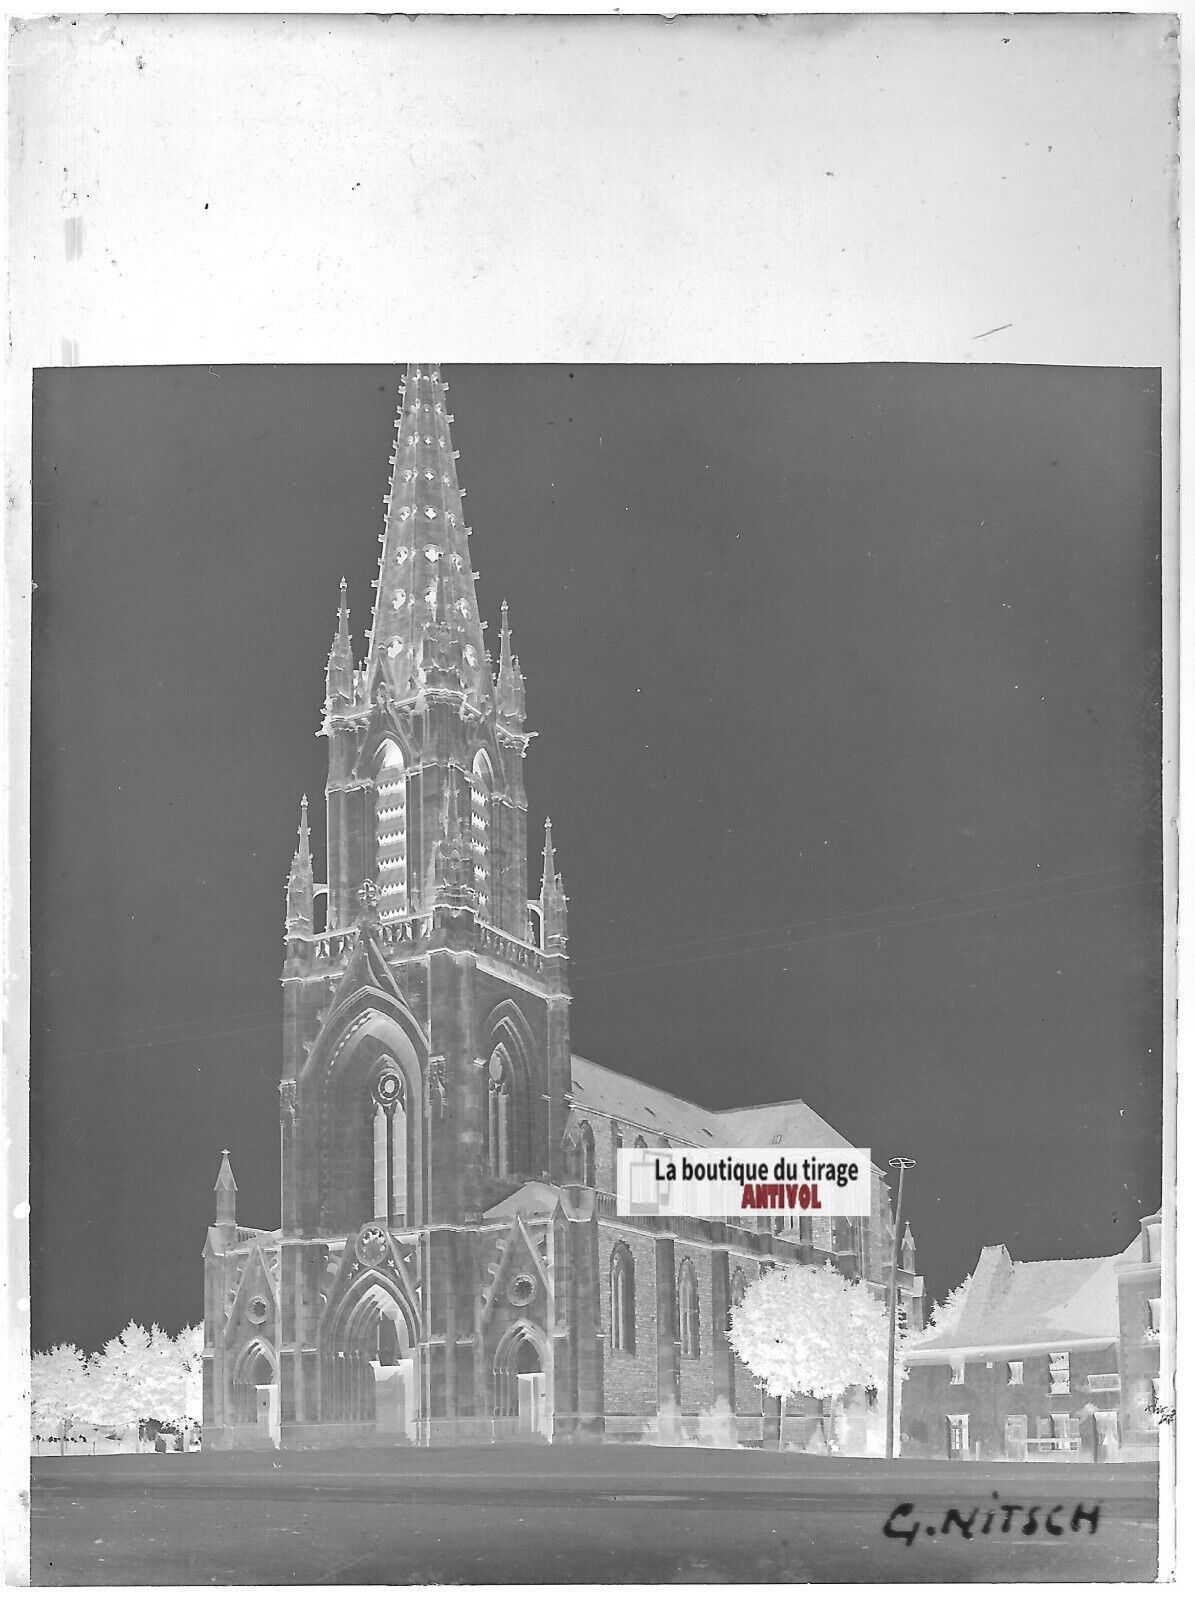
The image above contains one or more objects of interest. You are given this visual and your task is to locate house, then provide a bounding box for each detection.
[903,1227,1160,1462]
[1114,1209,1165,1459]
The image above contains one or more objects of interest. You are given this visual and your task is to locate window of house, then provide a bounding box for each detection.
[1005,1414,1028,1456]
[679,1260,700,1359]
[1048,1351,1070,1394]
[1052,1414,1079,1451]
[1087,1373,1121,1394]
[610,1244,635,1355]
[1147,1297,1162,1338]
[946,1414,969,1456]
[1007,1361,1024,1385]
[950,1360,965,1385]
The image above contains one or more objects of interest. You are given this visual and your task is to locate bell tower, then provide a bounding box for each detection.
[268,364,578,1445]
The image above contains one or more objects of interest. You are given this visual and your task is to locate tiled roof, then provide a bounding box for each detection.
[569,1057,723,1145]
[911,1241,1131,1355]
[720,1101,857,1151]
[568,1055,865,1158]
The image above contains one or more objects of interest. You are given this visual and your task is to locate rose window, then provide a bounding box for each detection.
[356,1224,389,1268]
[508,1273,536,1307]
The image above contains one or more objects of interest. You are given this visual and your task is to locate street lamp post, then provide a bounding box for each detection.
[885,1155,916,1460]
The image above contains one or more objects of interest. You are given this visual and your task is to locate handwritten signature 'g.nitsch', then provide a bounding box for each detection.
[883,1496,1101,1545]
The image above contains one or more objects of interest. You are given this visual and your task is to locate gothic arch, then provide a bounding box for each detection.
[609,1241,636,1354]
[230,1337,278,1427]
[678,1257,701,1359]
[372,739,410,920]
[320,1268,419,1426]
[302,1000,429,1234]
[491,1319,550,1419]
[357,722,416,785]
[481,1000,542,1178]
[232,1336,278,1386]
[324,1267,419,1357]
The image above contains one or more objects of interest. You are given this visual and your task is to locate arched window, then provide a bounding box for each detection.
[486,1045,528,1177]
[471,751,494,920]
[729,1268,747,1331]
[610,1123,623,1192]
[633,1135,648,1150]
[374,741,408,919]
[679,1259,700,1359]
[610,1243,636,1354]
[578,1122,596,1188]
[372,1061,409,1225]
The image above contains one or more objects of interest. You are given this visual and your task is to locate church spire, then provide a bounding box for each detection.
[325,578,354,707]
[285,795,314,933]
[368,364,487,701]
[214,1149,237,1226]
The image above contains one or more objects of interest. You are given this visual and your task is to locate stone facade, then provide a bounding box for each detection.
[202,363,920,1450]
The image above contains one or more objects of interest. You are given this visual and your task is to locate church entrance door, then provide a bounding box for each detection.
[517,1371,547,1436]
[373,1358,417,1441]
[255,1383,280,1446]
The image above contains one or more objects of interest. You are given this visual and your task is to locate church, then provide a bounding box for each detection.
[202,364,922,1449]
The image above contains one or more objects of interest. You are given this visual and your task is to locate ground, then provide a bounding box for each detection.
[30,1447,1159,1584]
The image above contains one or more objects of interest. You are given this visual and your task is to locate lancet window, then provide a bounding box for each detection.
[374,741,408,919]
[372,1061,409,1226]
[610,1243,636,1353]
[471,751,494,919]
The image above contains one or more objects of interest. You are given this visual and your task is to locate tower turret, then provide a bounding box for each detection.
[285,796,314,933]
[495,600,526,725]
[325,578,355,707]
[214,1149,237,1227]
[539,816,568,954]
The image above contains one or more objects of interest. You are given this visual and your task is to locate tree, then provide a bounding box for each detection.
[31,1344,90,1454]
[728,1264,899,1449]
[175,1324,204,1430]
[89,1321,193,1437]
[911,1273,973,1345]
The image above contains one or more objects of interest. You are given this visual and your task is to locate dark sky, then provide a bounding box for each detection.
[30,364,1162,1353]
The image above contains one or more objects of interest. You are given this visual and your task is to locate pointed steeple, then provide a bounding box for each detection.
[214,1149,237,1226]
[539,816,568,954]
[285,795,314,933]
[368,364,487,701]
[326,578,355,706]
[495,600,526,724]
[540,814,556,894]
